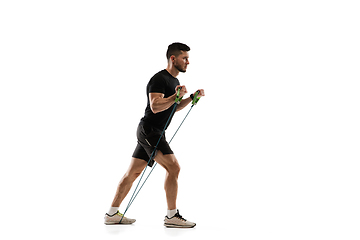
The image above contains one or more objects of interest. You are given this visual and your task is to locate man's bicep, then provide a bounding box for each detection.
[149,92,164,104]
[149,92,165,113]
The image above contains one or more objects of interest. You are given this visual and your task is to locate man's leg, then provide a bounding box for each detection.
[105,158,147,224]
[111,157,147,208]
[153,151,181,210]
[155,151,196,228]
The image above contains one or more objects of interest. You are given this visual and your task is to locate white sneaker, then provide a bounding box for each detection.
[104,211,136,225]
[164,210,196,228]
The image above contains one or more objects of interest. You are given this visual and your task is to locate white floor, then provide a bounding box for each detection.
[3,204,359,240]
[2,163,359,240]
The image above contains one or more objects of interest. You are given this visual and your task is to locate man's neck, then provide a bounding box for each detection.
[166,66,179,78]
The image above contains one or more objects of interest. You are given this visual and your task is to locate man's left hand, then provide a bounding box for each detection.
[195,89,205,97]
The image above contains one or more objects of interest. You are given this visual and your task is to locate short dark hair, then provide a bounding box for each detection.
[166,42,190,59]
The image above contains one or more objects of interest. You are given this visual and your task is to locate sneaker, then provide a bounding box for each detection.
[164,210,196,228]
[104,211,136,225]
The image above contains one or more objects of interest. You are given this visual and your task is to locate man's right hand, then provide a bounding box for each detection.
[175,85,187,98]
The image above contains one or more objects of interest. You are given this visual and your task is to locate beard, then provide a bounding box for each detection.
[174,62,187,73]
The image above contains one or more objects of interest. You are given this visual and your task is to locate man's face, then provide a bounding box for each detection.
[173,51,190,73]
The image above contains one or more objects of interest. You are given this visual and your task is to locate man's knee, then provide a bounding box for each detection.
[156,152,180,176]
[123,158,146,182]
[168,162,180,176]
[122,168,142,183]
[121,173,137,186]
[132,170,142,179]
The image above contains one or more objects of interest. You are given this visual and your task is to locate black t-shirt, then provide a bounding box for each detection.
[140,69,180,130]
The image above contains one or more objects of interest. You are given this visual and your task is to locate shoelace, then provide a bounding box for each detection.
[174,212,187,222]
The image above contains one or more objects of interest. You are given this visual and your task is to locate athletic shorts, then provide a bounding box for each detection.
[132,123,174,167]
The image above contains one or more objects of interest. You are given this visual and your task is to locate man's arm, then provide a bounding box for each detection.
[149,85,187,114]
[176,89,205,112]
[175,97,192,112]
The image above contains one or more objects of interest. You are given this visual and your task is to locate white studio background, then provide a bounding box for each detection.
[0,0,359,239]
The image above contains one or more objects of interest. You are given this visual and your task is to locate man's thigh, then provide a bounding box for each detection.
[126,157,147,176]
[154,151,180,172]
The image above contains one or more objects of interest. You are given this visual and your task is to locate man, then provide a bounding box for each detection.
[104,43,205,228]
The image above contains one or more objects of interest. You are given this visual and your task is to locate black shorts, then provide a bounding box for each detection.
[132,123,173,167]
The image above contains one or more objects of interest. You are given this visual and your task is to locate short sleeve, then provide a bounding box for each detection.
[148,77,166,94]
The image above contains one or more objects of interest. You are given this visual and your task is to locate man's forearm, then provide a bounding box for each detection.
[151,93,177,114]
[176,97,191,112]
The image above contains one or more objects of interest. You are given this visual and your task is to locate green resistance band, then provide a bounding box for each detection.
[175,87,183,104]
[191,90,201,105]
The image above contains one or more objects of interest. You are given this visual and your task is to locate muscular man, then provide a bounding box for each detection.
[104,43,205,228]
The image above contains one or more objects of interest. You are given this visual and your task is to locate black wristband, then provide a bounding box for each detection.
[190,93,194,100]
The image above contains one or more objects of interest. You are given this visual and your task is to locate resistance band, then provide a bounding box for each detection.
[120,89,201,223]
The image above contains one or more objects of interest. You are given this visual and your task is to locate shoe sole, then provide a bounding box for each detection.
[104,221,135,225]
[164,223,196,228]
